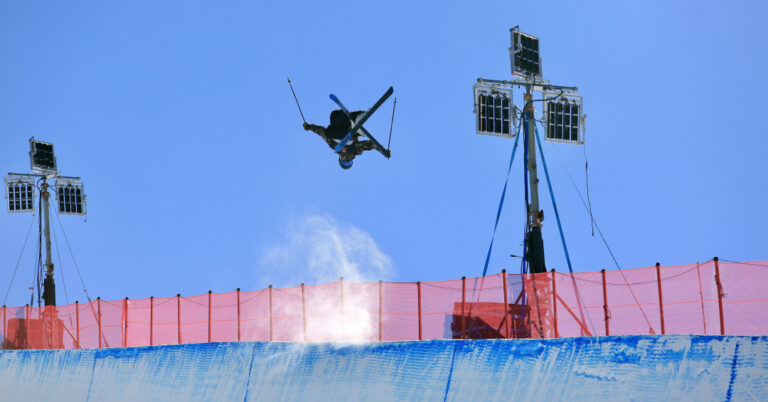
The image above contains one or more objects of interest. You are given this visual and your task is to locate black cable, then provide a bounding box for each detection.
[543,131,655,332]
[512,105,523,130]
[718,259,768,268]
[536,121,623,267]
[51,214,70,307]
[51,215,81,332]
[2,214,37,306]
[54,207,105,346]
[54,206,94,304]
[583,144,594,236]
[531,89,564,104]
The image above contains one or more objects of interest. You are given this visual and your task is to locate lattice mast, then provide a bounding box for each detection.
[5,138,87,307]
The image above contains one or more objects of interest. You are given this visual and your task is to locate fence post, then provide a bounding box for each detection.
[149,297,154,346]
[695,263,708,334]
[97,298,102,349]
[74,301,80,348]
[268,285,273,341]
[601,269,609,336]
[501,270,509,338]
[339,277,344,341]
[301,283,307,342]
[461,276,466,340]
[123,297,129,347]
[47,305,53,349]
[176,294,181,344]
[236,288,241,342]
[656,262,665,334]
[25,304,29,349]
[551,269,558,338]
[417,281,422,341]
[378,280,383,342]
[208,290,212,343]
[714,257,725,335]
[48,305,53,349]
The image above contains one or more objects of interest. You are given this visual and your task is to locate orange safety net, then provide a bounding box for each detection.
[2,260,766,349]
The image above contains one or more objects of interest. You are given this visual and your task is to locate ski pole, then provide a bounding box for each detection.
[386,97,397,151]
[286,77,306,124]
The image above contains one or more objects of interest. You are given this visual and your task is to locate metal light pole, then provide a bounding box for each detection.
[41,181,56,306]
[472,27,584,275]
[471,27,586,339]
[523,89,546,274]
[5,138,86,307]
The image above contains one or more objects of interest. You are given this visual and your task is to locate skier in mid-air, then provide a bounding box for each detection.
[303,110,376,169]
[287,78,394,169]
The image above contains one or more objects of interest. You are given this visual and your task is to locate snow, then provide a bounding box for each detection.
[0,335,766,401]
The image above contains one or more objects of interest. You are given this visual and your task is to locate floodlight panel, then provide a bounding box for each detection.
[5,177,36,213]
[473,83,515,139]
[29,138,57,172]
[510,27,542,79]
[543,91,584,145]
[56,180,86,215]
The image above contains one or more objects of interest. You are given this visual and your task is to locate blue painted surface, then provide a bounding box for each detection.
[1,336,767,401]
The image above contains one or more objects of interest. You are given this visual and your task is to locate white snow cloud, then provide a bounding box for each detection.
[256,214,394,341]
[258,214,393,288]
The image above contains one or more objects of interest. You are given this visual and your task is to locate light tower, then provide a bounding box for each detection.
[473,26,584,274]
[5,138,87,307]
[473,27,585,338]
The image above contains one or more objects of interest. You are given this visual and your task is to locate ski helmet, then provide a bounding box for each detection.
[339,155,353,169]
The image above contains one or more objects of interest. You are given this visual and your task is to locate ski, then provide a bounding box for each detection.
[329,86,393,158]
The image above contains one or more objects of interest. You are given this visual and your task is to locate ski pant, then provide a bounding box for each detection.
[306,124,374,155]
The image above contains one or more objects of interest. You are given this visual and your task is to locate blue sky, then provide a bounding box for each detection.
[1,1,766,306]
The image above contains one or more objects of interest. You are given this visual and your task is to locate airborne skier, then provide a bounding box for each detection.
[286,78,394,169]
[303,110,376,169]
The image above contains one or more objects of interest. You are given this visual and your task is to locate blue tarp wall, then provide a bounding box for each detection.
[1,335,766,401]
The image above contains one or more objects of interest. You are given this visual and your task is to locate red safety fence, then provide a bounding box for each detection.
[1,258,766,349]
